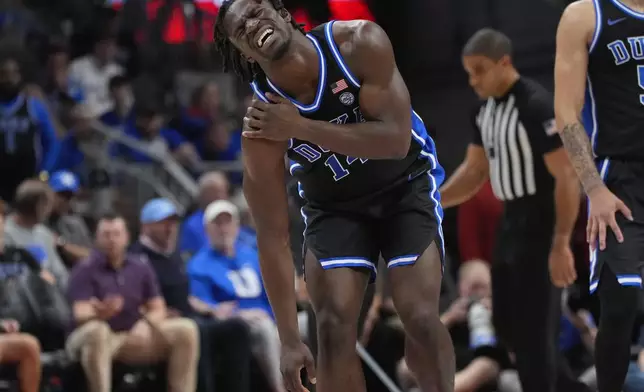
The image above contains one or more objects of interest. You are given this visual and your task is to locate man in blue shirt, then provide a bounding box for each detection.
[0,55,59,202]
[188,200,283,392]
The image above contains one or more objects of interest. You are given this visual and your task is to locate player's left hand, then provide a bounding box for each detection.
[548,239,577,288]
[243,93,302,141]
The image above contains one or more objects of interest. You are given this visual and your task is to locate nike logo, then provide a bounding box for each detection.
[608,17,627,26]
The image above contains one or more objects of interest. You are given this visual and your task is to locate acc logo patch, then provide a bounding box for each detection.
[339,92,355,106]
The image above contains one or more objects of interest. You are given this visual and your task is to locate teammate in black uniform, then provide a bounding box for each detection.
[214,1,455,391]
[555,1,644,391]
[440,29,582,392]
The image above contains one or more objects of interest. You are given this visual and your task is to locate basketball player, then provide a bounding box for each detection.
[555,1,643,391]
[214,1,455,391]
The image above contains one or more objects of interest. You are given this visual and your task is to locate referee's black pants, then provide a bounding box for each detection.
[492,204,563,392]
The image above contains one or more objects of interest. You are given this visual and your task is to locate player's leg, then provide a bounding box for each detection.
[594,266,640,392]
[592,161,644,392]
[301,206,376,392]
[305,252,371,392]
[380,173,455,392]
[388,243,455,392]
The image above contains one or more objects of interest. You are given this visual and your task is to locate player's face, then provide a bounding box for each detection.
[462,55,507,99]
[223,0,294,62]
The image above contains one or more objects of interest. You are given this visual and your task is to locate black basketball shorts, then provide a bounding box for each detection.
[300,171,445,281]
[589,159,644,294]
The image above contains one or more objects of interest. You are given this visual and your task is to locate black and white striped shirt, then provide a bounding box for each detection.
[472,78,561,202]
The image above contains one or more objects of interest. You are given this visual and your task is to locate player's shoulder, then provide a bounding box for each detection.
[559,0,596,35]
[329,20,391,56]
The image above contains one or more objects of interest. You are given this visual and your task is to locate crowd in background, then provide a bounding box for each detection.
[0,1,644,392]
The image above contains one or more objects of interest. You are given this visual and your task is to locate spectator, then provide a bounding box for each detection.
[0,52,59,203]
[116,102,200,169]
[0,319,41,392]
[188,200,283,392]
[68,30,123,117]
[99,75,134,128]
[42,41,84,117]
[178,82,241,166]
[46,170,92,265]
[230,191,256,250]
[66,213,199,392]
[130,198,254,392]
[53,103,115,218]
[179,170,230,259]
[4,179,68,289]
[177,81,222,147]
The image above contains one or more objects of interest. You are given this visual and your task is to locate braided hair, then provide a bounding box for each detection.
[214,0,306,81]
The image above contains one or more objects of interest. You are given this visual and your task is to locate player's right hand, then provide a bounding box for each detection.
[280,340,316,392]
[587,186,633,251]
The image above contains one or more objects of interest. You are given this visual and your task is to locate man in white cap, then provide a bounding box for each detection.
[188,199,284,392]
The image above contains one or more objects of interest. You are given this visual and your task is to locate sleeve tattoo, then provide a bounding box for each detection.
[559,122,604,195]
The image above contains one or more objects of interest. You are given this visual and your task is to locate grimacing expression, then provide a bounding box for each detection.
[462,55,509,99]
[223,0,294,62]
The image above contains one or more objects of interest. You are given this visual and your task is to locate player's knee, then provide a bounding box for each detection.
[316,307,356,354]
[397,305,439,339]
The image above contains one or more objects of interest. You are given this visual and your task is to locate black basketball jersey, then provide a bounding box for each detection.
[251,21,442,205]
[0,94,39,174]
[583,0,644,160]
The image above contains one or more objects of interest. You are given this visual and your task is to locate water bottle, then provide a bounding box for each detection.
[468,301,496,349]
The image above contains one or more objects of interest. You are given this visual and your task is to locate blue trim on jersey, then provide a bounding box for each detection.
[593,275,644,293]
[289,161,303,176]
[387,254,419,268]
[589,158,611,294]
[582,77,600,155]
[250,82,270,103]
[324,21,361,88]
[589,0,603,53]
[410,110,445,269]
[266,35,327,113]
[319,257,377,273]
[611,0,644,19]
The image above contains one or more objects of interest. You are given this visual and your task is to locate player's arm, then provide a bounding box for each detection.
[554,1,603,196]
[295,21,411,159]
[241,135,301,344]
[439,144,489,208]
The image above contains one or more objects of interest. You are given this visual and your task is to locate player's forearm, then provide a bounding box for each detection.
[553,174,581,243]
[256,236,301,344]
[559,122,604,196]
[296,118,410,159]
[439,162,488,208]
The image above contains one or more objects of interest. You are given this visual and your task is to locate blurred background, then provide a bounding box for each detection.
[0,0,624,392]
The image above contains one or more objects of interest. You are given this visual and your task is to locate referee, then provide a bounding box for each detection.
[440,29,581,392]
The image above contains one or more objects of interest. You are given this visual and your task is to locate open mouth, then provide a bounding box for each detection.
[256,27,274,48]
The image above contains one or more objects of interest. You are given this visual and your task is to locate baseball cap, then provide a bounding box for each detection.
[140,198,179,224]
[203,200,239,225]
[49,171,80,193]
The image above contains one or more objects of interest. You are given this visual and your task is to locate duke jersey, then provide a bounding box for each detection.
[583,0,644,159]
[0,94,40,175]
[251,21,444,205]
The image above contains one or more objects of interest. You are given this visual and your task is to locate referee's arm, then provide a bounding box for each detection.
[528,103,581,246]
[439,128,489,209]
